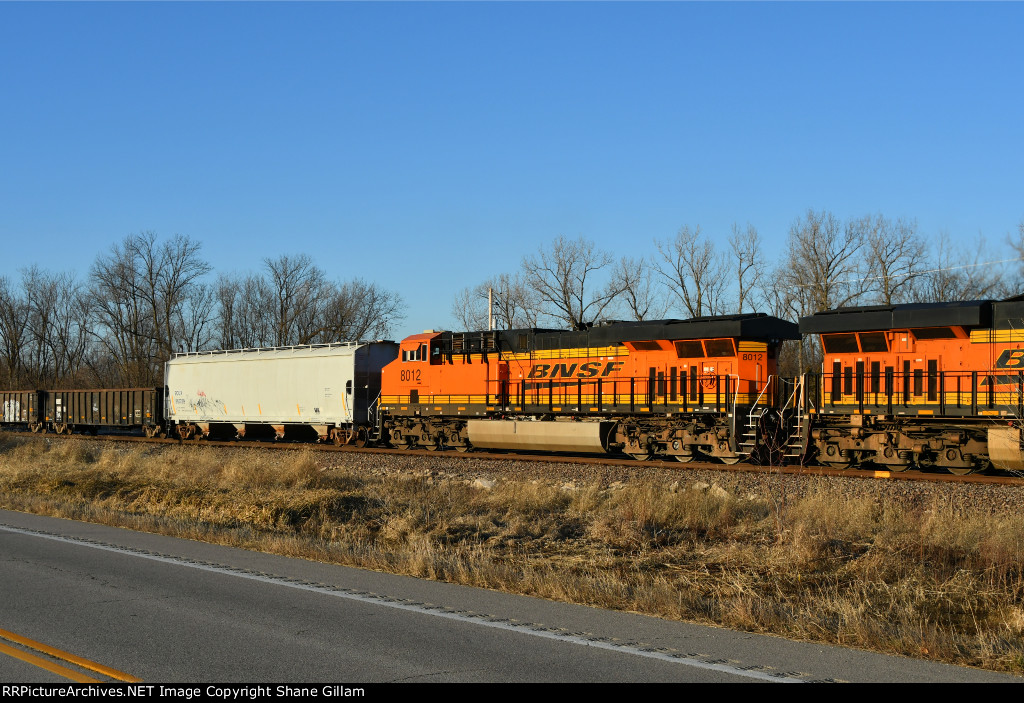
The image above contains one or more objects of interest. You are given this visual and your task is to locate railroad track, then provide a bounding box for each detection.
[6,429,1024,487]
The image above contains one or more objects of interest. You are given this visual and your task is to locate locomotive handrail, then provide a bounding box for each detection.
[782,376,802,413]
[747,374,774,413]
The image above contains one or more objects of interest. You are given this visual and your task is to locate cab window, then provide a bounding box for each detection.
[858,332,888,352]
[822,333,859,354]
[674,340,705,358]
[704,339,736,357]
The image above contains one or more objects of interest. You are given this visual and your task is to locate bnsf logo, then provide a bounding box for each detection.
[527,361,625,379]
[996,349,1024,369]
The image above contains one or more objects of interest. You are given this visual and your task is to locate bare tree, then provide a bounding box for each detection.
[91,232,211,386]
[214,274,244,349]
[217,260,404,347]
[862,215,927,304]
[22,266,60,385]
[0,276,29,387]
[653,225,727,317]
[773,210,869,377]
[777,209,868,317]
[140,232,213,358]
[610,256,666,321]
[318,278,404,341]
[264,254,327,346]
[20,267,92,386]
[1005,221,1024,297]
[91,238,160,385]
[173,282,216,354]
[218,273,277,349]
[913,232,1005,302]
[728,223,766,313]
[451,273,538,330]
[520,236,622,330]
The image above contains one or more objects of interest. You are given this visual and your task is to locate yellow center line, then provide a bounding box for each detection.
[0,628,142,683]
[0,640,99,683]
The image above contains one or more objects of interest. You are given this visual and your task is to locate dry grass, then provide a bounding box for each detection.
[2,432,1023,673]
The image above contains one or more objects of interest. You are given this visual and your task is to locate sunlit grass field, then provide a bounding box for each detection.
[1,431,1023,673]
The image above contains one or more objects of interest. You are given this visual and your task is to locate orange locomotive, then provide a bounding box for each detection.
[380,314,799,462]
[799,299,1024,474]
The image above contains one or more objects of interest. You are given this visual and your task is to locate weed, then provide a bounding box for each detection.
[0,437,1022,672]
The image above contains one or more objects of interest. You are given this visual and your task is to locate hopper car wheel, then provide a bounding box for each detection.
[825,461,852,470]
[673,454,694,463]
[627,452,654,461]
[454,442,471,453]
[332,428,357,447]
[719,456,742,465]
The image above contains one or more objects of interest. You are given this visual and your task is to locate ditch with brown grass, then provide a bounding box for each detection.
[1,432,1023,674]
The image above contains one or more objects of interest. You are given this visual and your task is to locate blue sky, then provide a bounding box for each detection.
[1,2,1022,340]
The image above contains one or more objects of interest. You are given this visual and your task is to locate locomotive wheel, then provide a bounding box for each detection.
[825,461,852,470]
[719,456,742,465]
[627,452,653,461]
[945,467,975,476]
[673,454,694,463]
[448,433,470,452]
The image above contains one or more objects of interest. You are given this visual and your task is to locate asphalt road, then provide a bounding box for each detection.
[0,509,1017,684]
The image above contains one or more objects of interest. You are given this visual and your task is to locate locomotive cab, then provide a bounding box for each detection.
[391,333,440,404]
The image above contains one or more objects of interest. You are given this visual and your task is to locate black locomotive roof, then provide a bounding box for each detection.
[580,314,799,345]
[439,314,798,353]
[799,301,992,334]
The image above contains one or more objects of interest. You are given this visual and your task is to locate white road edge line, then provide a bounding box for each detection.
[1,523,801,683]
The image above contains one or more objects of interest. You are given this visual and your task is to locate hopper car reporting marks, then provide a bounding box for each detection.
[379,314,802,463]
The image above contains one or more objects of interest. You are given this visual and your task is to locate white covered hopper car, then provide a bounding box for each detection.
[165,342,399,443]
